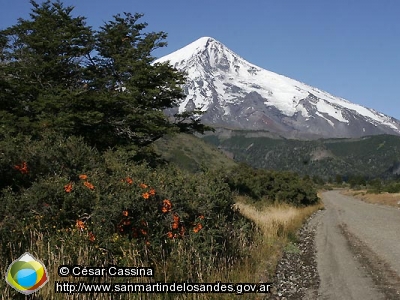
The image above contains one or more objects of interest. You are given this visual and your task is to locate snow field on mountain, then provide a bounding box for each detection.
[156,37,400,132]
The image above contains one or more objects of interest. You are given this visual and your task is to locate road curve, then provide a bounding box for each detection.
[311,190,400,300]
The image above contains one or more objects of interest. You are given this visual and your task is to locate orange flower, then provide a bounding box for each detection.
[79,174,88,180]
[167,231,173,239]
[198,215,205,220]
[125,177,133,184]
[140,183,148,189]
[76,220,85,230]
[84,181,95,190]
[140,229,147,235]
[14,162,28,174]
[145,240,150,246]
[193,223,203,233]
[123,220,131,226]
[64,182,73,193]
[173,214,180,222]
[172,214,180,229]
[122,210,129,217]
[88,232,95,242]
[161,199,172,213]
[142,192,150,199]
[149,189,156,196]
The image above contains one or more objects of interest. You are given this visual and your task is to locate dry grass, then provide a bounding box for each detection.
[341,189,400,207]
[230,198,323,286]
[1,199,323,300]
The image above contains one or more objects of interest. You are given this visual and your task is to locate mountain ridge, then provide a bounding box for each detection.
[201,130,400,179]
[156,37,400,139]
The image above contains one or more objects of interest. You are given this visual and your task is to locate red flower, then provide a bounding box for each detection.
[88,232,95,242]
[84,181,95,190]
[76,220,85,230]
[161,199,172,213]
[193,223,203,233]
[173,214,180,222]
[172,223,179,230]
[14,162,28,174]
[125,177,133,184]
[64,182,73,193]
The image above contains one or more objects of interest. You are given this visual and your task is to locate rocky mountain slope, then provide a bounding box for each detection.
[155,37,400,139]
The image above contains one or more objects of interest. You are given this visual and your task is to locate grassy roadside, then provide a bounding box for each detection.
[1,197,323,300]
[222,197,324,295]
[341,189,400,208]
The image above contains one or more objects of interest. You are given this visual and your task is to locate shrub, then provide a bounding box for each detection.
[0,132,255,282]
[225,164,319,206]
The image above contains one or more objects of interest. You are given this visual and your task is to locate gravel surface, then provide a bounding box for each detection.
[315,191,400,300]
[268,210,322,300]
[266,190,400,300]
[266,191,400,300]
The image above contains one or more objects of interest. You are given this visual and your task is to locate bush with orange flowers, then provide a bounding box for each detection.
[0,132,261,284]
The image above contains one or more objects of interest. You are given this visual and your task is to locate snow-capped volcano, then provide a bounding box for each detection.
[155,37,400,138]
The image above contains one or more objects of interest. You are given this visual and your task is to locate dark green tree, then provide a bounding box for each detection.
[0,0,94,136]
[335,174,343,185]
[0,1,210,151]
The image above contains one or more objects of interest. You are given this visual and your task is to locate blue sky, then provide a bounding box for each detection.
[1,0,400,119]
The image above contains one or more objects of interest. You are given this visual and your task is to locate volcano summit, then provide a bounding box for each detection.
[156,37,400,138]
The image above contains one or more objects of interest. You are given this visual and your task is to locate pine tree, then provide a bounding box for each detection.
[84,12,188,148]
[0,1,210,151]
[0,0,94,136]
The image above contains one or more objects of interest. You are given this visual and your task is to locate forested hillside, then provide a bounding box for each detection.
[202,129,400,180]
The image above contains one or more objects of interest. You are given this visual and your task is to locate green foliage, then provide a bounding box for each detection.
[0,1,208,151]
[224,163,319,206]
[153,133,237,173]
[348,174,367,189]
[366,178,400,194]
[203,131,400,180]
[0,132,255,280]
[0,0,94,137]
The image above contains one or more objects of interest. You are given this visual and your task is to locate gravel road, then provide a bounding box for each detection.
[312,190,400,299]
[271,190,400,300]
